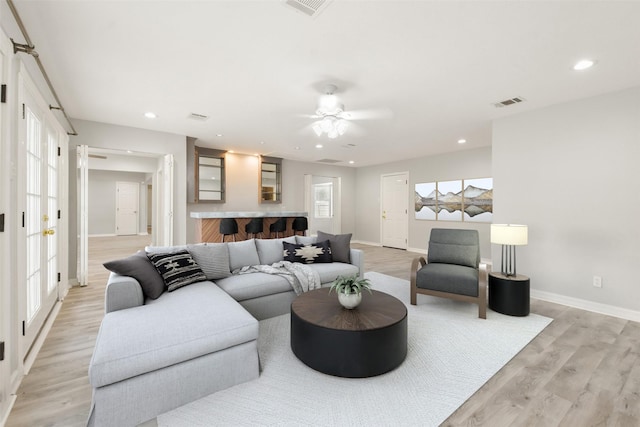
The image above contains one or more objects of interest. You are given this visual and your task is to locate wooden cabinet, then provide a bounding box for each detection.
[259,156,282,204]
[187,138,226,203]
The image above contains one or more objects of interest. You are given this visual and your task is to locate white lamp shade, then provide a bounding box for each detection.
[491,224,528,245]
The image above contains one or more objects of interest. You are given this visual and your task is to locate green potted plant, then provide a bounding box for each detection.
[329,275,372,309]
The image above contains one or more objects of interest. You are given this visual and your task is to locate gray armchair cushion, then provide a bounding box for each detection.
[427,228,480,268]
[416,263,479,297]
[427,242,478,269]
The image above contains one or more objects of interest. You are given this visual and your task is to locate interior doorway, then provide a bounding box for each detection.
[77,147,173,286]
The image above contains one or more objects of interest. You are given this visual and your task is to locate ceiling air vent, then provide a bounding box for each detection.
[493,97,526,108]
[316,158,341,164]
[283,0,331,18]
[188,112,210,121]
[341,143,357,149]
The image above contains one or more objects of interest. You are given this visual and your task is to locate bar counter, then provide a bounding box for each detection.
[191,211,308,242]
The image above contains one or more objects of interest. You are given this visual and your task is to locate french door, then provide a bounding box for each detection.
[19,71,61,357]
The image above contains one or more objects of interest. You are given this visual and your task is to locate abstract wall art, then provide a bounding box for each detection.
[414,177,493,222]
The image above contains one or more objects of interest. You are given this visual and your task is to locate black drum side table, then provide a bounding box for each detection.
[488,272,530,316]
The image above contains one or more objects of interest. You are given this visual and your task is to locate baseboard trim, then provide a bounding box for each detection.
[351,240,381,247]
[1,394,17,427]
[88,233,117,237]
[24,301,62,375]
[531,289,640,322]
[407,246,425,254]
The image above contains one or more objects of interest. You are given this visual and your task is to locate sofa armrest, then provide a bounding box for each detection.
[349,248,365,279]
[105,273,145,314]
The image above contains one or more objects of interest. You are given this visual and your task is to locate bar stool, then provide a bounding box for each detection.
[292,217,308,236]
[220,218,238,242]
[269,217,287,238]
[245,217,263,239]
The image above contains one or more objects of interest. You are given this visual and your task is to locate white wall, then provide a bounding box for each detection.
[355,147,493,257]
[88,170,147,235]
[187,154,357,243]
[493,86,640,317]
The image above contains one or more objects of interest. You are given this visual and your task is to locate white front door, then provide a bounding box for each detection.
[381,172,409,249]
[19,74,61,357]
[116,181,139,235]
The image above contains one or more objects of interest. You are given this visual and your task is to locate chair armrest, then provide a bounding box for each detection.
[104,273,145,314]
[349,248,365,279]
[410,257,426,305]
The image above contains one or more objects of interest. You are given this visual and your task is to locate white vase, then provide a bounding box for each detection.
[338,292,362,309]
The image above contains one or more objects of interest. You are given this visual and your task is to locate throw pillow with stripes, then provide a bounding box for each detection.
[147,250,207,292]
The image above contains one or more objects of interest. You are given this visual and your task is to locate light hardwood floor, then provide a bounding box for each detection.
[6,238,640,426]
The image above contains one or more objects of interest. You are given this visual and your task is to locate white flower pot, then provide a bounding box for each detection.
[338,292,362,309]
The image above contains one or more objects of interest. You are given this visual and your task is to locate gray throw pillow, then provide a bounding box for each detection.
[256,237,296,265]
[317,231,352,263]
[147,250,207,292]
[103,251,165,299]
[227,239,260,271]
[187,243,231,280]
[283,240,332,264]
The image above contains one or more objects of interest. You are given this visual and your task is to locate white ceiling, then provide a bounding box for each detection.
[7,0,640,167]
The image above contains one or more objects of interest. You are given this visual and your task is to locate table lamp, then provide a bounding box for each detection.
[491,224,528,277]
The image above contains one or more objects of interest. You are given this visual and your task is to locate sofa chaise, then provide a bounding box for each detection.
[88,234,363,426]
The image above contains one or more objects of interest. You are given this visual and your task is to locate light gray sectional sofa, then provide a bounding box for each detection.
[88,235,363,427]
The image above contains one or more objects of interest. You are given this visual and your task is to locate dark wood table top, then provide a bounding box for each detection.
[291,288,407,332]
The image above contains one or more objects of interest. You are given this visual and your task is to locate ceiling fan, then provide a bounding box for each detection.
[307,84,392,139]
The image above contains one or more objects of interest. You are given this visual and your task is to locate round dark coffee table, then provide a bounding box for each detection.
[290,288,408,378]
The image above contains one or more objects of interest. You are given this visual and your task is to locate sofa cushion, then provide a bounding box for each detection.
[283,240,332,264]
[89,281,259,388]
[255,237,296,265]
[317,231,352,263]
[188,243,231,280]
[227,239,260,271]
[295,235,317,245]
[103,251,165,299]
[215,273,292,302]
[147,250,207,292]
[307,262,360,284]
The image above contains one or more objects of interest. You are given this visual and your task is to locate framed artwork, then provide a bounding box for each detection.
[414,177,493,223]
[414,182,436,220]
[463,178,493,222]
[436,180,463,221]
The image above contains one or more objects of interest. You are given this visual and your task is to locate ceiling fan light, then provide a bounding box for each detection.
[328,129,339,139]
[320,117,334,132]
[318,94,339,112]
[336,119,348,135]
[312,123,323,136]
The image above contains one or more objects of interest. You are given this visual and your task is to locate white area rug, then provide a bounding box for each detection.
[158,272,552,427]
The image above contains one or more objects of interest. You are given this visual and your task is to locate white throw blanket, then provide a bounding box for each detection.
[232,261,321,295]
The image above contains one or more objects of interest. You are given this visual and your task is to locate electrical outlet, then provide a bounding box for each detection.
[593,276,602,288]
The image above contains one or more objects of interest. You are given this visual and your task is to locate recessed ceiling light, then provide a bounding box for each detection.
[315,144,323,149]
[216,134,223,137]
[573,59,596,71]
[458,139,467,144]
[228,150,235,153]
[295,146,300,150]
[260,141,265,145]
[349,160,355,164]
[144,112,157,119]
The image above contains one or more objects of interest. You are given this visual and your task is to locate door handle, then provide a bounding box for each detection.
[43,229,55,236]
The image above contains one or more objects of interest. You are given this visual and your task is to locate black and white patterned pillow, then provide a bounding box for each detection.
[147,250,207,292]
[283,240,332,264]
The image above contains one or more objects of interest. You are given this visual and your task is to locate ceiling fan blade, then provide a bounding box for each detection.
[295,113,322,119]
[340,108,394,120]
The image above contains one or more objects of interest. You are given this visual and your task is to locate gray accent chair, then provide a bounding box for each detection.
[410,228,489,318]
